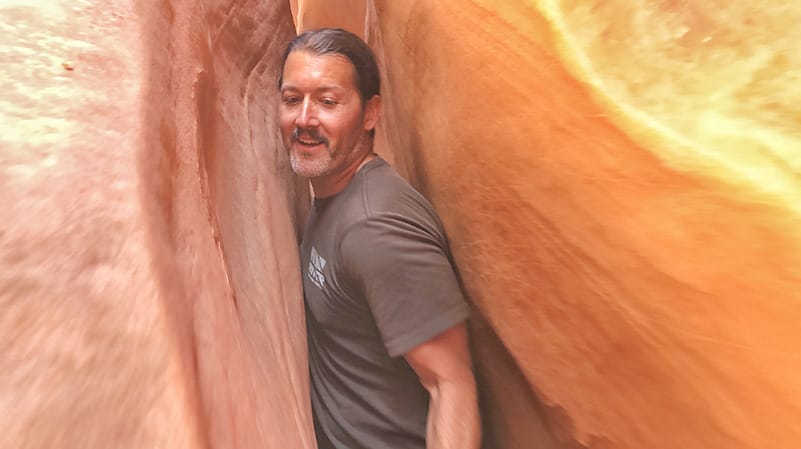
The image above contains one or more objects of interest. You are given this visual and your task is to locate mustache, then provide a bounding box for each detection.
[292,127,328,145]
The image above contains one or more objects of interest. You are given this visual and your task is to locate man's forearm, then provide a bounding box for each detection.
[426,378,481,449]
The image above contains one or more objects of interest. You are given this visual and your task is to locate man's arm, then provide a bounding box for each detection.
[405,323,481,449]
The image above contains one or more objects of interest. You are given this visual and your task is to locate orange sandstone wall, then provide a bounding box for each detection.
[295,1,801,449]
[1,1,313,448]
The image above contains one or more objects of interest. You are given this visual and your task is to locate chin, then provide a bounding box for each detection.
[290,156,332,179]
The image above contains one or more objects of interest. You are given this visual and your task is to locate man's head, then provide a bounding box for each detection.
[278,28,381,181]
[279,28,380,106]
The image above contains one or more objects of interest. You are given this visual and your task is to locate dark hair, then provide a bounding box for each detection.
[278,28,381,103]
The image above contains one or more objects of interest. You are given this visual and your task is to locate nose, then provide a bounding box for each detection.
[295,97,320,129]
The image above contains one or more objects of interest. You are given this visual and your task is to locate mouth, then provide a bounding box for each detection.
[296,137,325,147]
[292,128,327,149]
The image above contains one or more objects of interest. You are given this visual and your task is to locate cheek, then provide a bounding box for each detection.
[330,112,365,140]
[279,113,294,136]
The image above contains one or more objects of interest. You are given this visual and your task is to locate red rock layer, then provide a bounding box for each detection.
[1,1,313,448]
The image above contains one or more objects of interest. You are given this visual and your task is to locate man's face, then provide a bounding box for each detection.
[279,50,374,179]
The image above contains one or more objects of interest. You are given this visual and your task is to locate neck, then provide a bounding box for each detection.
[310,149,377,199]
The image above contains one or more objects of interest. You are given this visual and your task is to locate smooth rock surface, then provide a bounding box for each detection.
[1,1,313,448]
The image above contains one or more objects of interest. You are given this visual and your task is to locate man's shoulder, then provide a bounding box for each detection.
[326,158,445,249]
[358,159,435,218]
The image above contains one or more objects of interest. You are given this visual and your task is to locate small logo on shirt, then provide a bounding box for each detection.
[307,246,327,289]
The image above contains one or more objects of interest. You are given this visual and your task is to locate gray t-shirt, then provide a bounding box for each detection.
[300,157,470,449]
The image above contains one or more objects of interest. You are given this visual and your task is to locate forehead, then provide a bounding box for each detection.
[281,51,357,91]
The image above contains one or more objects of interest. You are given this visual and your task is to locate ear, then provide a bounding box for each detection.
[363,95,382,132]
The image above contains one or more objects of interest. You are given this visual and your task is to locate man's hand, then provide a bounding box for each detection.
[405,323,481,449]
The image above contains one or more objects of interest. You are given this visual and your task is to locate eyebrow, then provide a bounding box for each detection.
[281,84,345,94]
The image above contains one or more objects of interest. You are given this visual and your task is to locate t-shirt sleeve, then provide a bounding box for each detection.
[339,213,470,358]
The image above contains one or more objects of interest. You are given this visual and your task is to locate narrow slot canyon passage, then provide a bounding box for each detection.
[1,1,800,449]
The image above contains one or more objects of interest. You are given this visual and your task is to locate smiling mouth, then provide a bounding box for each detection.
[297,138,324,147]
[293,127,326,148]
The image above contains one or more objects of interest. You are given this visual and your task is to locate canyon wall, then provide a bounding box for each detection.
[1,1,313,448]
[2,1,800,449]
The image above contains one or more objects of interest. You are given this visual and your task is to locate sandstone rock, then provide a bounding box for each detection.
[1,1,312,448]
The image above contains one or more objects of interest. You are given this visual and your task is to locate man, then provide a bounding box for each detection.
[278,28,480,449]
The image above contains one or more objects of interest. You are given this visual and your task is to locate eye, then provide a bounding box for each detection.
[320,98,339,106]
[281,95,301,105]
